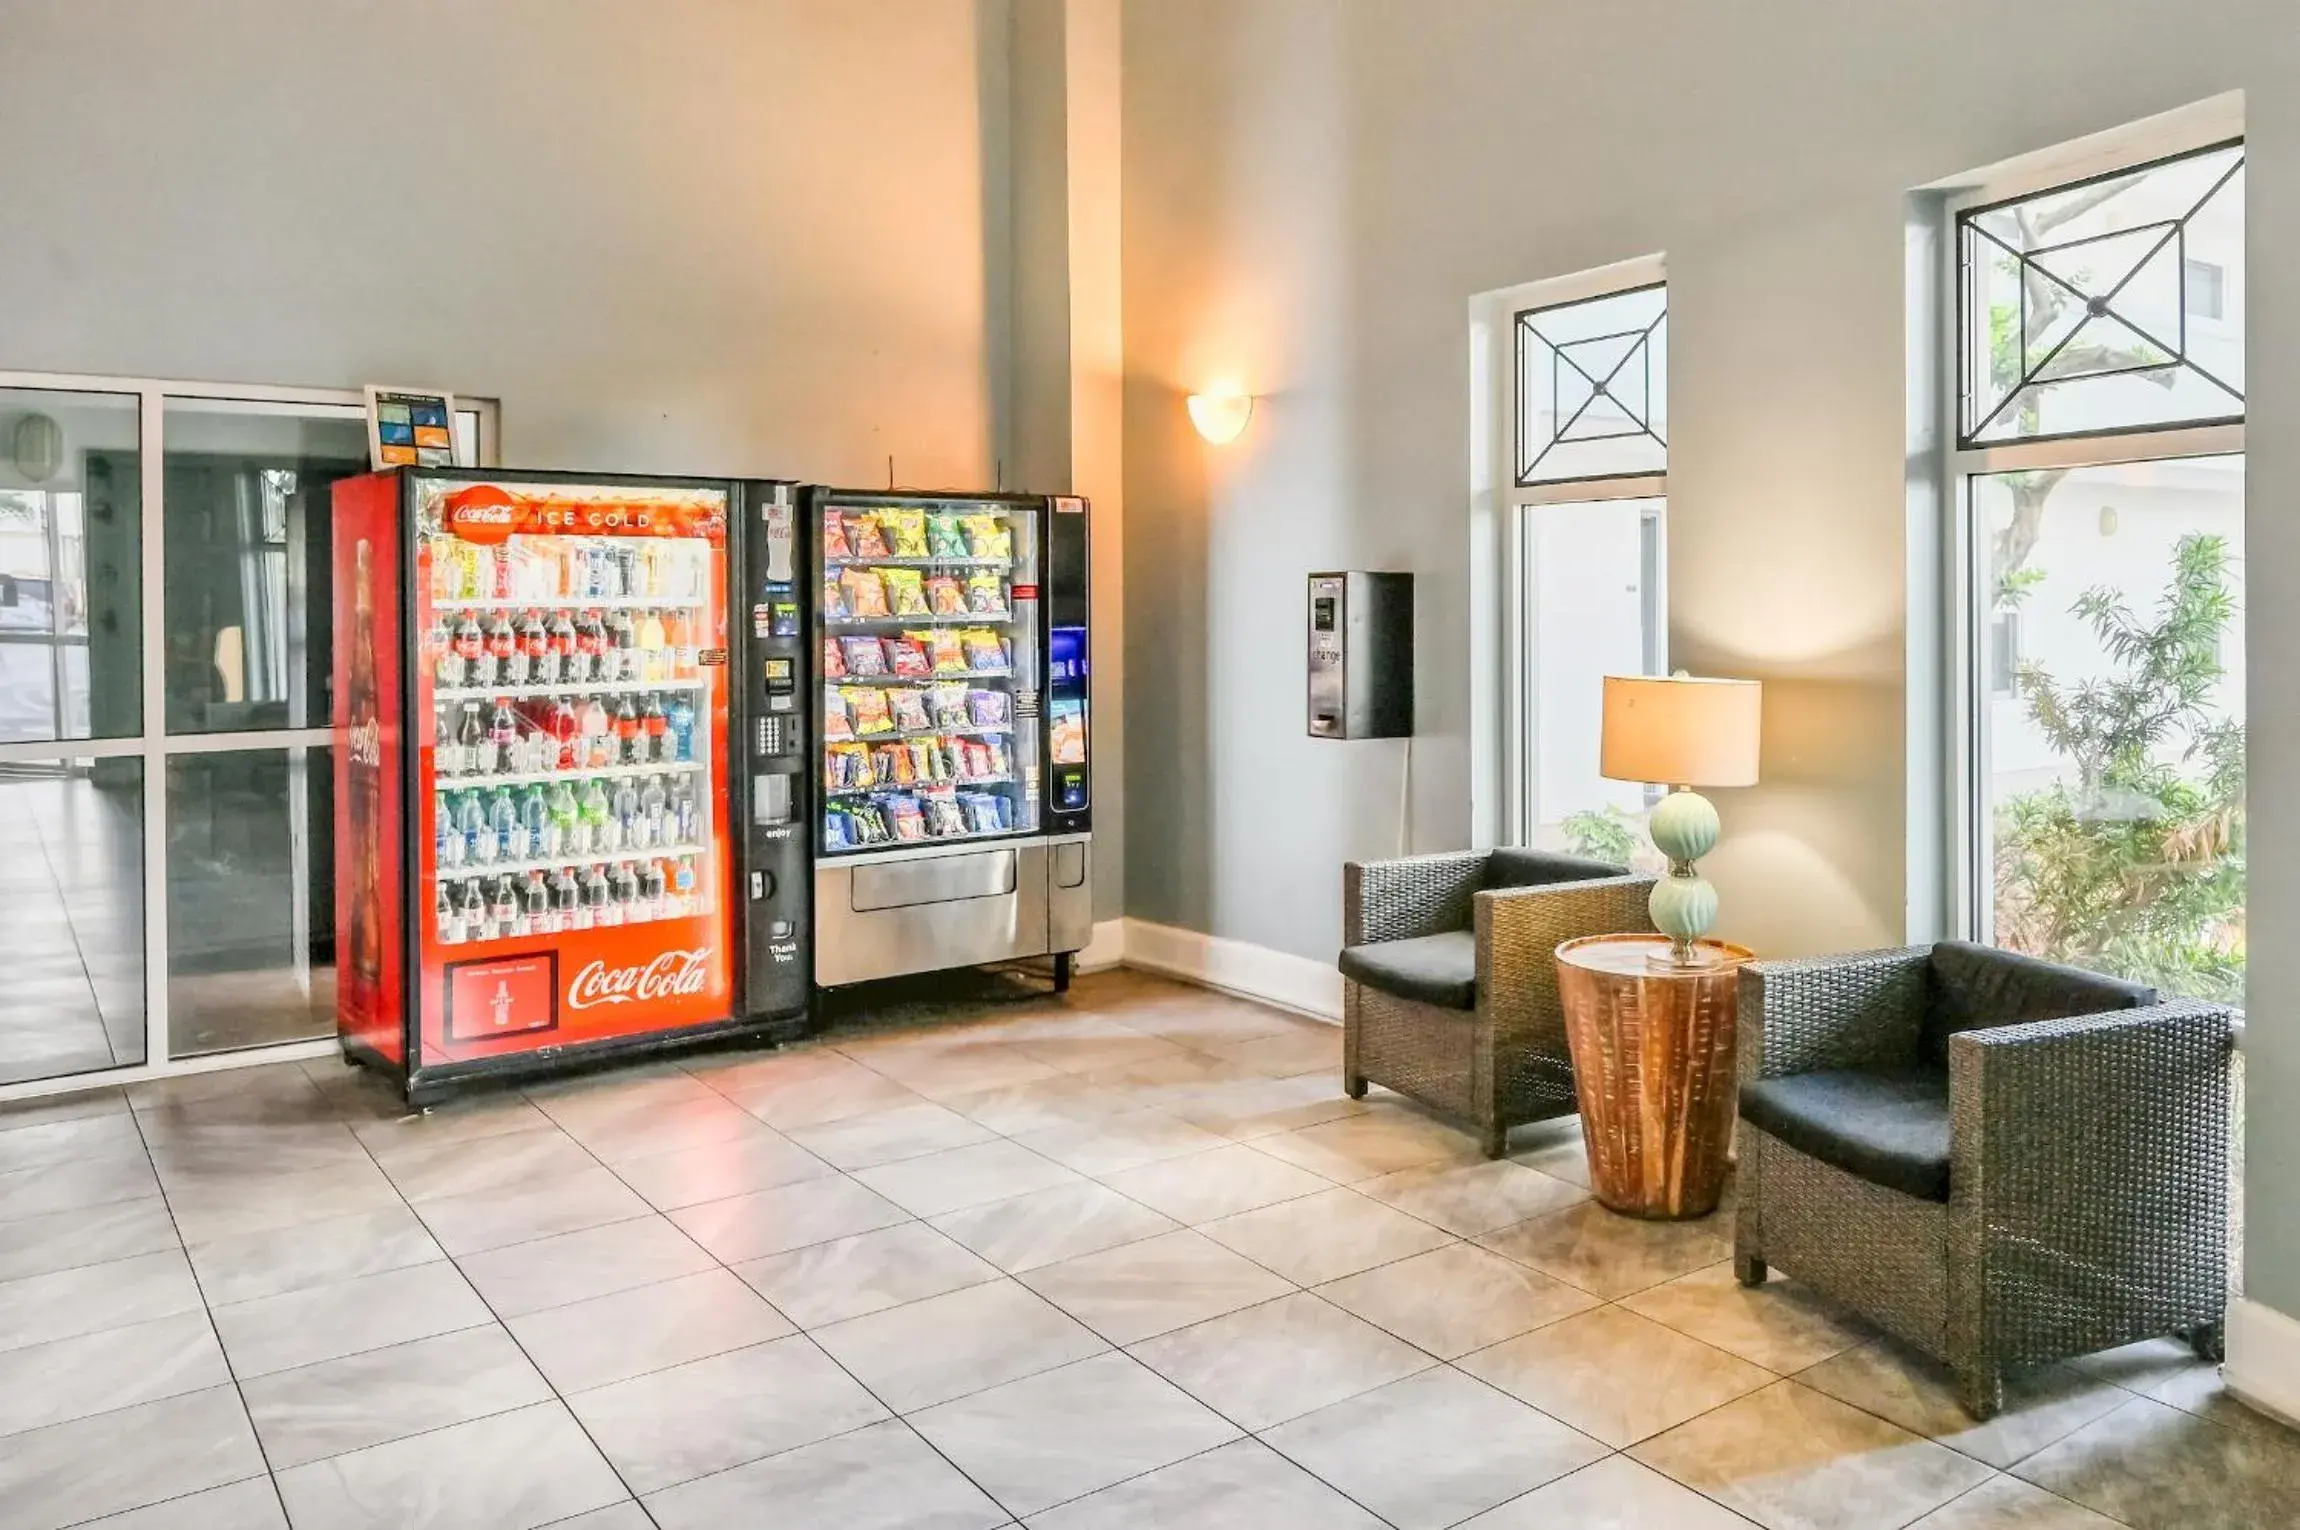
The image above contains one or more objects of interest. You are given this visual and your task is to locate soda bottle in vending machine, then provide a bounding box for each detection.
[460,878,489,941]
[488,700,519,774]
[545,779,579,855]
[586,865,617,927]
[641,693,668,763]
[483,615,518,686]
[491,876,522,938]
[614,694,642,764]
[582,696,615,769]
[429,615,460,688]
[606,610,638,683]
[524,871,554,934]
[521,610,553,685]
[573,611,605,684]
[611,861,642,921]
[552,866,583,929]
[639,857,668,921]
[548,611,579,681]
[667,694,696,762]
[456,702,487,775]
[452,614,485,682]
[580,778,614,853]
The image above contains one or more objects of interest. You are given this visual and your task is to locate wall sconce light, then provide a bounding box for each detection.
[11,414,63,483]
[1187,389,1255,445]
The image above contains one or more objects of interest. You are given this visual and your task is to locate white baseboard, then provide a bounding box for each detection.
[2226,1297,2300,1431]
[1118,917,1342,1023]
[1075,919,1128,973]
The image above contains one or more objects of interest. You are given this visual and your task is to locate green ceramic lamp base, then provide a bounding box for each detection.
[1647,788,1723,964]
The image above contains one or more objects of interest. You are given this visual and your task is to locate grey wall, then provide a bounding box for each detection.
[0,0,1123,918]
[1119,0,2300,1319]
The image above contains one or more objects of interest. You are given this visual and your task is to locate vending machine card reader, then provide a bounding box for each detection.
[1307,571,1413,739]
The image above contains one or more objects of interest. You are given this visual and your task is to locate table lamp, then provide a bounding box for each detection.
[1600,673,1762,966]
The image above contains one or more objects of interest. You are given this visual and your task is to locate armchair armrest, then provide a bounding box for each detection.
[1738,946,1932,1086]
[1476,874,1656,1029]
[1949,1000,2237,1354]
[1344,851,1487,945]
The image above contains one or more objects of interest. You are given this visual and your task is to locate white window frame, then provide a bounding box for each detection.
[1939,128,2244,946]
[1471,256,1668,850]
[0,369,498,1100]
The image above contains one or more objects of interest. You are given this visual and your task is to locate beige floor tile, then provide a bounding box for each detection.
[1631,1380,1995,1530]
[1255,1106,1483,1183]
[810,1278,1108,1413]
[370,1124,597,1203]
[0,1384,267,1530]
[1022,1436,1388,1529]
[1097,1143,1331,1224]
[1475,1200,1731,1297]
[81,1476,287,1529]
[0,1198,179,1286]
[412,1165,654,1256]
[1460,1306,1771,1447]
[560,1095,778,1164]
[1357,1158,1589,1237]
[910,1351,1241,1517]
[713,1054,928,1130]
[347,1093,550,1156]
[1201,1186,1453,1286]
[507,1268,793,1394]
[0,1248,205,1356]
[852,1139,1082,1217]
[0,1312,230,1439]
[239,1325,550,1470]
[939,1073,1110,1135]
[607,1130,835,1212]
[929,1180,1177,1274]
[1017,1109,1228,1176]
[455,1212,715,1317]
[1011,1028,1190,1077]
[209,1260,494,1380]
[0,1150,161,1226]
[185,1205,443,1307]
[1201,1027,1344,1079]
[857,1040,1067,1101]
[1262,1366,1606,1529]
[1128,1291,1434,1430]
[1168,1071,1370,1142]
[786,1099,1000,1170]
[163,1159,402,1245]
[667,1173,910,1263]
[644,1418,1006,1530]
[1907,1476,2124,1529]
[734,1221,1002,1327]
[1622,1264,1876,1374]
[1315,1243,1597,1358]
[0,1110,145,1175]
[1019,1228,1293,1344]
[1457,1454,1759,1527]
[273,1400,625,1530]
[1795,1339,2129,1470]
[1509,1126,1594,1188]
[2012,1394,2300,1530]
[566,1336,890,1495]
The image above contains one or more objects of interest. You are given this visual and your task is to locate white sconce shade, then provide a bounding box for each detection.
[1187,390,1255,444]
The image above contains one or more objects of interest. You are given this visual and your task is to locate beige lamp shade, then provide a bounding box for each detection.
[1600,675,1762,788]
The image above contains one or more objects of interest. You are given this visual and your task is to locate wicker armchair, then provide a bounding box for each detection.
[1340,849,1655,1157]
[1735,943,2237,1419]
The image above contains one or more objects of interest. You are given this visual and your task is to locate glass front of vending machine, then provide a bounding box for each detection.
[335,468,803,1102]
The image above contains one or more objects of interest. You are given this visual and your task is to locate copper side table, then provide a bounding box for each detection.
[1555,933,1752,1219]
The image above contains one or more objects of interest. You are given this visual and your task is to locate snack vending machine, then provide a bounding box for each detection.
[812,489,1092,988]
[332,468,810,1104]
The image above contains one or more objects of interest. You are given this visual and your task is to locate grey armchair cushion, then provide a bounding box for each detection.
[1483,849,1628,890]
[1923,942,2155,1066]
[1338,931,1477,1011]
[1740,1065,1952,1202]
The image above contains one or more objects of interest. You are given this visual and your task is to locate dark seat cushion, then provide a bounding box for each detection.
[1484,848,1627,890]
[1339,931,1477,1011]
[1924,941,2155,1066]
[1740,1066,1952,1202]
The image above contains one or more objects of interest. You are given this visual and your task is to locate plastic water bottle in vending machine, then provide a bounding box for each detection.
[669,774,698,846]
[515,783,548,860]
[667,694,696,763]
[436,792,464,871]
[545,779,579,856]
[488,788,519,864]
[457,790,490,866]
[637,774,668,850]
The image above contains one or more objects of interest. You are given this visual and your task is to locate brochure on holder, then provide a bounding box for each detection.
[365,385,458,470]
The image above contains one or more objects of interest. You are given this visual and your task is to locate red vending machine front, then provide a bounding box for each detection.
[335,469,758,1103]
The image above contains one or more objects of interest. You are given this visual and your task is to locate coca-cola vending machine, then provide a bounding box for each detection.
[333,468,810,1103]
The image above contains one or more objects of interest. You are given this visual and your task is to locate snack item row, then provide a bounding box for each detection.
[822,628,1008,680]
[824,734,1013,792]
[822,566,1007,621]
[825,789,1013,849]
[824,684,1011,739]
[824,508,1011,564]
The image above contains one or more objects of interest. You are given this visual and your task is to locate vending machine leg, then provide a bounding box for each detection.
[1052,952,1073,994]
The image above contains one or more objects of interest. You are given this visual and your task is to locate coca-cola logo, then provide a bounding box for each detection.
[347,717,383,769]
[444,484,519,545]
[567,948,712,1010]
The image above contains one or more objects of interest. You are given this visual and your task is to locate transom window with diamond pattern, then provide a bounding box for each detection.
[1959,140,2244,447]
[1515,282,1667,485]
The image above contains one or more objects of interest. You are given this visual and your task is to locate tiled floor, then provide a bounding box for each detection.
[1,968,2293,1529]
